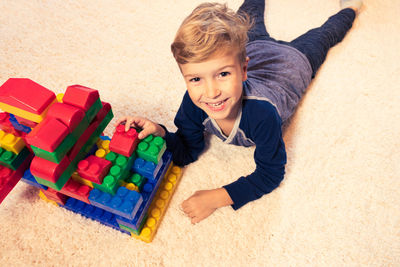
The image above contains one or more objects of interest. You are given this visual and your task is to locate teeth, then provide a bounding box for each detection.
[208,101,223,107]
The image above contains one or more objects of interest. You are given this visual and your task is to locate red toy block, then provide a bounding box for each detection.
[14,115,38,128]
[63,85,99,112]
[41,187,69,205]
[0,113,25,137]
[0,113,14,133]
[67,102,111,161]
[109,124,139,157]
[77,155,112,184]
[0,154,33,204]
[25,117,69,152]
[60,178,92,204]
[0,78,56,114]
[45,102,85,133]
[30,155,70,183]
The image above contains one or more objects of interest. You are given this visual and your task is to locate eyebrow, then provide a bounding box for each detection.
[183,64,236,78]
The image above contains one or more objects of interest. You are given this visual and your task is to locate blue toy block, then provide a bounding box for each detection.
[116,150,172,230]
[62,198,130,234]
[99,135,111,141]
[88,186,143,220]
[132,156,164,182]
[21,169,48,190]
[8,113,32,133]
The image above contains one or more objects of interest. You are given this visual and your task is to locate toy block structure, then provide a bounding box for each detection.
[0,78,184,242]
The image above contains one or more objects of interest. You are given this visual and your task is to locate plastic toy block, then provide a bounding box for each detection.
[67,102,111,161]
[133,165,183,243]
[132,157,164,182]
[0,113,15,133]
[0,154,33,204]
[14,115,37,128]
[119,214,148,235]
[46,102,85,134]
[62,85,100,112]
[109,125,139,157]
[88,186,143,220]
[8,114,31,133]
[0,130,26,154]
[126,173,146,190]
[71,172,94,188]
[38,190,59,206]
[77,155,112,184]
[60,178,92,204]
[93,152,136,195]
[0,147,30,170]
[62,198,130,234]
[99,135,111,141]
[56,93,64,103]
[0,78,56,123]
[116,151,172,230]
[136,135,166,164]
[83,98,103,126]
[120,181,139,192]
[95,149,107,158]
[21,169,47,190]
[41,187,69,205]
[30,133,76,163]
[33,105,113,190]
[30,155,70,184]
[26,117,69,152]
[95,139,111,158]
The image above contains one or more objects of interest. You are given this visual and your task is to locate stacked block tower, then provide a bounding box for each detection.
[0,78,183,243]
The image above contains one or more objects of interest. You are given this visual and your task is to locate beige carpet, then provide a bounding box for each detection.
[0,0,399,266]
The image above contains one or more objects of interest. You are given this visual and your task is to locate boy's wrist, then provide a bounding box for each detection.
[215,188,233,208]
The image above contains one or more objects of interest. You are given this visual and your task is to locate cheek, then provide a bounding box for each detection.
[187,88,202,103]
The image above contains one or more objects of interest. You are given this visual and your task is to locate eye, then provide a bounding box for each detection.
[219,71,230,78]
[189,77,201,83]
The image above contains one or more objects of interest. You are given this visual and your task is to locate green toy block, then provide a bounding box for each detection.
[85,98,103,125]
[126,173,146,189]
[136,135,166,164]
[93,151,136,195]
[119,213,147,235]
[31,134,76,163]
[0,147,30,170]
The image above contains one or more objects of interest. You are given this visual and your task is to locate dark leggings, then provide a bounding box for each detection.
[238,0,356,77]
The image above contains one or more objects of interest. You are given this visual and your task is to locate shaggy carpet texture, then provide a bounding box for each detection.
[0,0,399,266]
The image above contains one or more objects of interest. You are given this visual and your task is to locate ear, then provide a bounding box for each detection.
[242,57,250,81]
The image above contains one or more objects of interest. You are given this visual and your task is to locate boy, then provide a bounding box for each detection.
[116,0,363,224]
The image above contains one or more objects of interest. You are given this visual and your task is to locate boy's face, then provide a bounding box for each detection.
[180,52,249,123]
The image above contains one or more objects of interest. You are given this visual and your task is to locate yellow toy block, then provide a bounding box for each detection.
[71,172,94,188]
[95,148,108,158]
[38,190,59,206]
[56,93,64,103]
[95,139,110,158]
[0,130,26,154]
[121,181,139,192]
[0,99,56,123]
[132,164,183,243]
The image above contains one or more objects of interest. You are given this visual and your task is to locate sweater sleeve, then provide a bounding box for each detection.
[223,104,287,210]
[160,92,206,167]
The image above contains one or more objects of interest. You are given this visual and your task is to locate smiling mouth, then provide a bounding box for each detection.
[204,99,228,111]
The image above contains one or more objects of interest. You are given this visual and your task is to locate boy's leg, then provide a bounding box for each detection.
[288,8,356,77]
[237,0,273,42]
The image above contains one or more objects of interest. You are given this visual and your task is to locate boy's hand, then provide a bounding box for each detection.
[114,116,166,139]
[181,188,233,224]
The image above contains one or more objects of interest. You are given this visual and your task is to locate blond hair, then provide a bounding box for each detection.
[171,2,252,64]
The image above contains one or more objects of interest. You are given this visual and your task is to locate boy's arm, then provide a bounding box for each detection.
[160,91,206,166]
[223,106,287,210]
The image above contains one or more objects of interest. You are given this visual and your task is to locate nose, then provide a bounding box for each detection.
[205,79,221,99]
